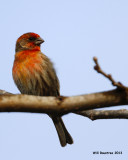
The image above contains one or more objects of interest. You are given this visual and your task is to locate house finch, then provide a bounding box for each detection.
[12,32,73,147]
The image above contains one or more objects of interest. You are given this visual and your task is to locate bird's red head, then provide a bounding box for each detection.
[16,32,44,52]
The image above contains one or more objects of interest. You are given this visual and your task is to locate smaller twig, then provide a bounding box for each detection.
[93,57,126,89]
[76,109,128,120]
[0,90,12,95]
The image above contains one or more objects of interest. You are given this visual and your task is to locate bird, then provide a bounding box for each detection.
[12,32,73,147]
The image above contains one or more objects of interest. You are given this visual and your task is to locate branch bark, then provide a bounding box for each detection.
[0,89,127,115]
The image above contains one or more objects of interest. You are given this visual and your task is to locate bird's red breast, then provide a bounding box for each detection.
[12,50,43,86]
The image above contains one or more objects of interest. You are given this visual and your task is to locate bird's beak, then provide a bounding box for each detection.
[35,37,45,45]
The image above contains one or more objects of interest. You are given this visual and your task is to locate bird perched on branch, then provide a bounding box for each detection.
[12,32,73,147]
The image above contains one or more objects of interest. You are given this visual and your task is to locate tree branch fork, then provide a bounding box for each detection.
[0,57,128,120]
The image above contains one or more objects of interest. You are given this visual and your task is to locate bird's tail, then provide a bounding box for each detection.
[51,116,73,147]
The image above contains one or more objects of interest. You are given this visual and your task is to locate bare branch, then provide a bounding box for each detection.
[0,89,128,115]
[76,109,128,120]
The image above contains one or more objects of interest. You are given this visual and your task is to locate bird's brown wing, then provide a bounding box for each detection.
[40,53,73,146]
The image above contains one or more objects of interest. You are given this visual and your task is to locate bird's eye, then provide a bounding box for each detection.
[29,37,36,41]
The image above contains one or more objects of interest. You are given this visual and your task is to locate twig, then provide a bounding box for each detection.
[76,109,128,120]
[93,57,127,89]
[0,90,12,95]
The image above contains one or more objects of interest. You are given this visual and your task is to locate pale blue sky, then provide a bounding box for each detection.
[0,0,128,159]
